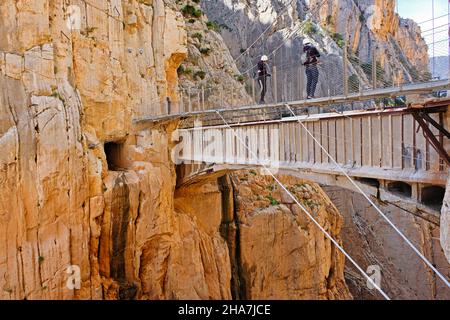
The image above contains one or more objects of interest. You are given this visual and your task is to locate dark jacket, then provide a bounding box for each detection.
[257,61,269,77]
[303,45,320,65]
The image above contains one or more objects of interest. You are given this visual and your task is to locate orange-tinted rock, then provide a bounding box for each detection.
[228,172,352,300]
[324,185,450,300]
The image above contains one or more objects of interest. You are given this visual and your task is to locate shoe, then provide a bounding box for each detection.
[306,96,312,99]
[259,100,265,104]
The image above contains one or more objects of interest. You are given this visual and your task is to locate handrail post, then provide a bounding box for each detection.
[252,78,256,102]
[372,48,377,89]
[166,97,171,115]
[359,76,363,96]
[180,88,184,113]
[272,65,277,103]
[220,85,224,108]
[201,86,205,110]
[188,86,192,112]
[231,86,234,107]
[397,69,403,92]
[343,41,349,96]
[298,65,304,100]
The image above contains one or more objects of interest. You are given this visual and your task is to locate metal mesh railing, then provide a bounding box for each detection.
[138,14,449,121]
[143,38,449,121]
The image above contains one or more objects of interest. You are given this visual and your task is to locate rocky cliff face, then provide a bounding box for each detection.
[177,0,253,109]
[202,0,430,99]
[1,0,446,301]
[225,172,351,299]
[0,0,237,299]
[324,186,450,300]
[310,0,430,83]
[441,173,450,265]
[0,0,350,300]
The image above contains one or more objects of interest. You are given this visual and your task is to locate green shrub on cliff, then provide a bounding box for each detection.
[182,5,202,18]
[194,70,206,80]
[206,21,220,32]
[303,21,317,35]
[331,32,345,48]
[199,47,211,55]
[266,195,280,206]
[192,32,203,41]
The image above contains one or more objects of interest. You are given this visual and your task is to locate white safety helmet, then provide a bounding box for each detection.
[303,38,311,46]
[261,55,268,61]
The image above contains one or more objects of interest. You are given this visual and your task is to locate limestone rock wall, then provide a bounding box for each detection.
[177,0,254,108]
[310,0,430,83]
[0,0,241,299]
[202,0,303,60]
[202,0,311,98]
[226,172,352,300]
[0,0,346,300]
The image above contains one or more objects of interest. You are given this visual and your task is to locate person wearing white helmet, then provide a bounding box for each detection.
[302,38,321,99]
[257,55,271,103]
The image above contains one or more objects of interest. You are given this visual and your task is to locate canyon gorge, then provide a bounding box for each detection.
[0,0,449,300]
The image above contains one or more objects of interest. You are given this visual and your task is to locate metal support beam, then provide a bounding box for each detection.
[420,111,450,139]
[412,111,450,166]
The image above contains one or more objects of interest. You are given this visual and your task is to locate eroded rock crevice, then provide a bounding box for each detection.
[218,175,246,300]
[218,171,352,300]
[108,173,137,299]
[323,185,450,300]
